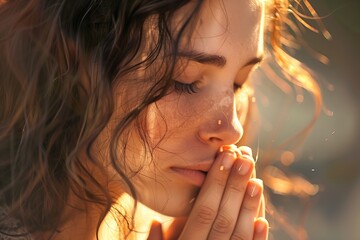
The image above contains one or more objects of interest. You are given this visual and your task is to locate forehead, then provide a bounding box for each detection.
[196,0,264,39]
[181,0,264,66]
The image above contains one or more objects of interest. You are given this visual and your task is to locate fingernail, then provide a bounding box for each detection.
[255,218,267,233]
[238,146,253,158]
[237,159,252,175]
[240,154,254,162]
[247,179,263,197]
[220,152,236,171]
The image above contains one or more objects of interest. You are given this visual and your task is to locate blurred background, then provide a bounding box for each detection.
[252,0,360,239]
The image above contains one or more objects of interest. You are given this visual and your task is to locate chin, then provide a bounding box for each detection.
[152,207,192,219]
[157,199,194,217]
[139,187,198,218]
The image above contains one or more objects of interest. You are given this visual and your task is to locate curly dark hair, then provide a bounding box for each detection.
[0,0,326,238]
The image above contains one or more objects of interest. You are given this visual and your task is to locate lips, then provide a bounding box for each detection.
[170,161,213,187]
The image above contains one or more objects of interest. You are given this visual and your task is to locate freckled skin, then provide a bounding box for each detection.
[95,0,265,217]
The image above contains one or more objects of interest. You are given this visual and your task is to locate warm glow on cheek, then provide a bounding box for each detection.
[145,103,167,145]
[145,97,191,144]
[145,90,212,144]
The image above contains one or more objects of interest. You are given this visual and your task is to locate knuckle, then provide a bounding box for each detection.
[213,175,227,188]
[196,205,217,225]
[227,183,246,194]
[212,214,234,234]
[241,202,258,213]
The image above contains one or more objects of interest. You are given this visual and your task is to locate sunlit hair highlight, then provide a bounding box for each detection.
[258,0,330,239]
[0,0,328,239]
[264,0,330,147]
[0,0,202,238]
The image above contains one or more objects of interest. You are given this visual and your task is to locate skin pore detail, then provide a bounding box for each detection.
[65,1,268,239]
[0,0,264,240]
[110,0,266,218]
[218,94,232,109]
[0,0,333,237]
[0,0,329,238]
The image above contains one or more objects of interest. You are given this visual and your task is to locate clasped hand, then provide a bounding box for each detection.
[148,145,269,240]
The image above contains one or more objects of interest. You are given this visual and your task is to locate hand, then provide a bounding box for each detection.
[147,217,188,240]
[148,145,268,240]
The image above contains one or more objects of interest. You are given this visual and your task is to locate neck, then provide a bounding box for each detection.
[39,192,173,240]
[99,193,174,240]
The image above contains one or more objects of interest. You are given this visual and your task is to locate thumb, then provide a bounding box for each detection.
[147,220,163,240]
[164,217,187,240]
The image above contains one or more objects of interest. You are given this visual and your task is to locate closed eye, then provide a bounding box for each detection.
[173,80,200,94]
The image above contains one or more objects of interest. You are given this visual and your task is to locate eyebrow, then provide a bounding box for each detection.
[177,50,264,68]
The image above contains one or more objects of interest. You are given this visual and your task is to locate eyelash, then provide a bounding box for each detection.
[173,81,200,94]
[173,81,244,94]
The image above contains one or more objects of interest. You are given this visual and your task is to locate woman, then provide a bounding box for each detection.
[0,0,323,239]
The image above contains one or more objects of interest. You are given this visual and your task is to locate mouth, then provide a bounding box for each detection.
[170,167,208,187]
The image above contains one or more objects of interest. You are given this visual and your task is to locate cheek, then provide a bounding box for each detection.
[145,88,248,145]
[145,93,214,142]
[146,103,167,143]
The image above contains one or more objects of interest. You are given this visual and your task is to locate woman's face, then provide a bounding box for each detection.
[99,0,265,217]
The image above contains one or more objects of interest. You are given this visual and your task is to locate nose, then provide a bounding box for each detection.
[198,92,243,147]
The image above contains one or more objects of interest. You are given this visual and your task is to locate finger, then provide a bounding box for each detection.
[147,221,163,240]
[220,145,241,154]
[207,155,254,239]
[164,217,187,240]
[257,194,266,218]
[231,178,263,240]
[253,217,269,240]
[238,146,256,178]
[237,145,253,158]
[179,150,237,239]
[238,149,264,218]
